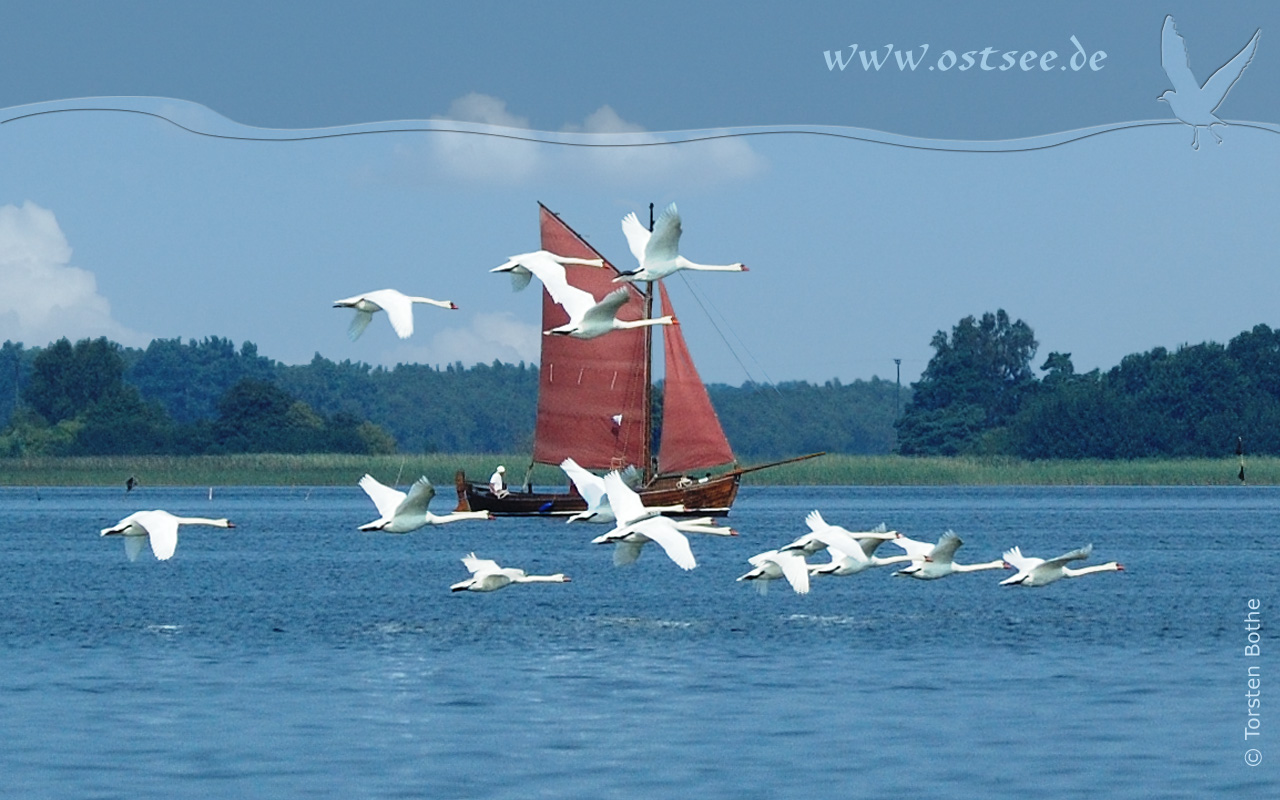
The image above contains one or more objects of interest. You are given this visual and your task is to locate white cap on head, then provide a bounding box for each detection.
[497,465,506,473]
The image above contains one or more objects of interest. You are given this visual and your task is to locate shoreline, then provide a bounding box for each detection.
[0,453,1269,487]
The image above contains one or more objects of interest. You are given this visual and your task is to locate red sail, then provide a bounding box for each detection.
[531,204,651,471]
[656,282,734,474]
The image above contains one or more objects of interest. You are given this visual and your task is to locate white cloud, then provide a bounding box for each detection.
[566,104,766,185]
[411,94,765,187]
[0,201,147,347]
[426,93,545,182]
[380,311,541,368]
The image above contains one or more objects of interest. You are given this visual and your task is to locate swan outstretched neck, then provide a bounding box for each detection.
[333,288,458,340]
[497,252,669,339]
[358,474,493,533]
[780,511,898,557]
[100,509,234,561]
[1001,543,1125,586]
[891,531,1009,580]
[450,553,571,592]
[492,250,605,291]
[615,203,747,283]
[542,288,674,339]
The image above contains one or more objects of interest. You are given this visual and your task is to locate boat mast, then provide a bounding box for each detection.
[642,202,656,485]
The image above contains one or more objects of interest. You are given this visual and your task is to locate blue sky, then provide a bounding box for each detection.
[1,1,1277,385]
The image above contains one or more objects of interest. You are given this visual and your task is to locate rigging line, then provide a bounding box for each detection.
[673,273,780,395]
[675,271,776,386]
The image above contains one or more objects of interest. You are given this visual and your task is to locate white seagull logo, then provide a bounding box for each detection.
[1159,15,1260,149]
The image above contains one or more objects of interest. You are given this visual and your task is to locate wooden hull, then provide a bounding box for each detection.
[454,469,740,517]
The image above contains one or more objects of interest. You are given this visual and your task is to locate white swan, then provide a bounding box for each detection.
[560,457,617,524]
[100,510,235,561]
[492,251,671,339]
[589,471,734,569]
[892,531,1008,580]
[1000,543,1125,586]
[780,512,899,557]
[333,289,457,340]
[358,474,492,532]
[450,553,571,592]
[737,549,810,595]
[592,516,698,570]
[560,459,677,523]
[807,525,916,578]
[615,203,747,283]
[491,250,605,292]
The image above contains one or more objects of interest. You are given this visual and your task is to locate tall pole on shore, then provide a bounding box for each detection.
[894,358,902,417]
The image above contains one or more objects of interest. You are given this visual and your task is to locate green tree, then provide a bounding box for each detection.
[896,310,1037,455]
[22,337,128,424]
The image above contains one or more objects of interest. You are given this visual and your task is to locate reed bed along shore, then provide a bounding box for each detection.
[0,453,1271,487]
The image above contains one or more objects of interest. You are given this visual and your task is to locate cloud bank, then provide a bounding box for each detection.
[399,93,766,187]
[0,201,146,347]
[380,311,542,368]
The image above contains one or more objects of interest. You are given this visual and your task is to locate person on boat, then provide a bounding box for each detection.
[489,465,509,498]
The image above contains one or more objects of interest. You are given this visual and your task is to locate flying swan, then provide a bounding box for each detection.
[333,288,458,340]
[737,549,811,595]
[780,511,899,557]
[100,510,235,561]
[492,251,671,339]
[891,531,1008,580]
[358,474,492,532]
[1000,543,1125,586]
[450,553,571,592]
[589,471,735,570]
[615,203,747,283]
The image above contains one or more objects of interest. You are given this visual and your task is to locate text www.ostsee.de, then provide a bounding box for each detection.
[823,36,1107,73]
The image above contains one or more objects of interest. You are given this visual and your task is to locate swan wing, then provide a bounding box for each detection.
[124,534,147,562]
[644,202,682,263]
[144,513,180,561]
[620,212,652,266]
[397,476,437,516]
[857,535,889,557]
[1001,546,1041,572]
[491,256,534,292]
[804,509,828,533]
[560,457,607,510]
[358,474,407,519]
[347,309,374,341]
[928,531,963,565]
[603,469,647,525]
[517,251,596,320]
[814,528,870,561]
[891,535,935,560]
[774,551,811,594]
[581,287,633,328]
[613,540,644,566]
[1042,543,1093,570]
[628,517,696,570]
[364,290,415,338]
[461,552,503,575]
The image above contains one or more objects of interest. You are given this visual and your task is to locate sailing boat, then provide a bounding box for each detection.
[454,203,818,517]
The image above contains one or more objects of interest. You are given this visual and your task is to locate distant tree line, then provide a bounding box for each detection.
[0,335,903,458]
[0,338,394,457]
[896,310,1280,459]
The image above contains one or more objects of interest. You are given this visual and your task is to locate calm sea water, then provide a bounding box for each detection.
[0,484,1275,798]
